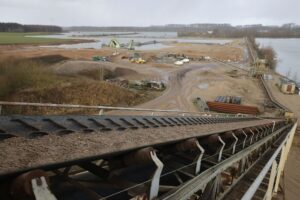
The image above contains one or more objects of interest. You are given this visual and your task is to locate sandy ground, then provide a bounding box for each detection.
[0,40,243,62]
[265,74,300,200]
[9,39,261,115]
[136,62,265,111]
[0,40,244,85]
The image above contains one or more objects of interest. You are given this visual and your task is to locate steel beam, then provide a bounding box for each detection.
[264,161,277,200]
[218,136,225,162]
[31,177,57,200]
[149,151,164,200]
[231,132,238,154]
[274,122,297,193]
[241,123,297,200]
[195,141,205,175]
[242,130,248,149]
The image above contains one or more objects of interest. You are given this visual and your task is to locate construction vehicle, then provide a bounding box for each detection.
[130,80,165,90]
[127,40,135,50]
[174,60,184,66]
[193,97,209,112]
[92,56,108,62]
[108,39,121,48]
[130,57,146,64]
[129,53,146,64]
[102,39,135,50]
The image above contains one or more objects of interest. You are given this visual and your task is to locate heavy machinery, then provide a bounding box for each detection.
[108,38,121,48]
[102,38,135,50]
[131,57,146,64]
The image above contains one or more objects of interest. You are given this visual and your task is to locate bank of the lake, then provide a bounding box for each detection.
[257,38,300,82]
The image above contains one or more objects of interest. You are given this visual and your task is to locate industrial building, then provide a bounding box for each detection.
[279,77,296,94]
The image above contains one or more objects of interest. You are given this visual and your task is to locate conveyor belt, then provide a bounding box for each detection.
[0,114,291,200]
[0,115,256,140]
[260,76,289,111]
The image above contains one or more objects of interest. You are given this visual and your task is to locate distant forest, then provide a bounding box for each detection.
[66,23,300,38]
[178,28,300,38]
[0,22,62,32]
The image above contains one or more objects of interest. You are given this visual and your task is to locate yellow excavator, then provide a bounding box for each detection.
[106,39,135,50]
[130,57,146,64]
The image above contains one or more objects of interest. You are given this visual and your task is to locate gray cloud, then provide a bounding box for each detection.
[0,0,298,26]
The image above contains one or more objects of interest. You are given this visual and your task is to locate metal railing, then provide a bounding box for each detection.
[241,122,297,200]
[0,101,251,118]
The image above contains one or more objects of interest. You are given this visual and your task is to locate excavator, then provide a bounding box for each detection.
[103,38,135,50]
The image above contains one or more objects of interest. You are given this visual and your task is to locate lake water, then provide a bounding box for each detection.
[32,32,232,50]
[257,38,300,82]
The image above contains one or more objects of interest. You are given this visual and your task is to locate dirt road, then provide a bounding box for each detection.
[109,60,264,117]
[139,63,218,111]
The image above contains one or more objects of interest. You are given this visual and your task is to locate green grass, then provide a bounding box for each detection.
[0,32,71,45]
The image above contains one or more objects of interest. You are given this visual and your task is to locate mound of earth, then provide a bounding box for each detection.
[27,54,69,65]
[4,79,152,115]
[52,60,139,79]
[52,60,109,75]
[114,67,138,77]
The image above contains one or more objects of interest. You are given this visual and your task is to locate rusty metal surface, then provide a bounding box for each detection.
[206,101,259,115]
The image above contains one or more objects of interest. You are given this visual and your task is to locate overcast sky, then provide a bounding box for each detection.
[0,0,299,26]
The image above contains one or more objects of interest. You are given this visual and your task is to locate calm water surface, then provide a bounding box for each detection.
[257,38,300,82]
[31,32,231,50]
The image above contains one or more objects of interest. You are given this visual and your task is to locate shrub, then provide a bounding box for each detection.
[0,56,55,98]
[258,47,277,70]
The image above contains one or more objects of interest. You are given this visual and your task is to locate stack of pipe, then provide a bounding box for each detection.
[206,101,259,115]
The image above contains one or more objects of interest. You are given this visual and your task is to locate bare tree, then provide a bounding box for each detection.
[286,68,291,78]
[292,72,298,82]
[259,47,277,70]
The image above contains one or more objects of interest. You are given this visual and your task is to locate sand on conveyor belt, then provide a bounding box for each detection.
[0,119,276,175]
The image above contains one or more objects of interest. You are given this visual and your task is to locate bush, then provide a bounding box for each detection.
[247,37,277,70]
[0,57,55,98]
[258,47,277,70]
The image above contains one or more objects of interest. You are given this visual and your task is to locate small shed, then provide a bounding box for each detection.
[280,77,296,94]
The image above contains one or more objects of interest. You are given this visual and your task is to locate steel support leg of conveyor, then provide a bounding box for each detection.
[232,132,238,154]
[32,177,57,200]
[149,151,164,200]
[195,141,205,175]
[218,136,225,162]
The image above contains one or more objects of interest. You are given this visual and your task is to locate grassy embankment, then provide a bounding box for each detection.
[0,32,71,45]
[0,56,153,115]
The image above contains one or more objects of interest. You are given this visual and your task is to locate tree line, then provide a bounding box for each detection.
[0,22,62,32]
[178,26,300,38]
